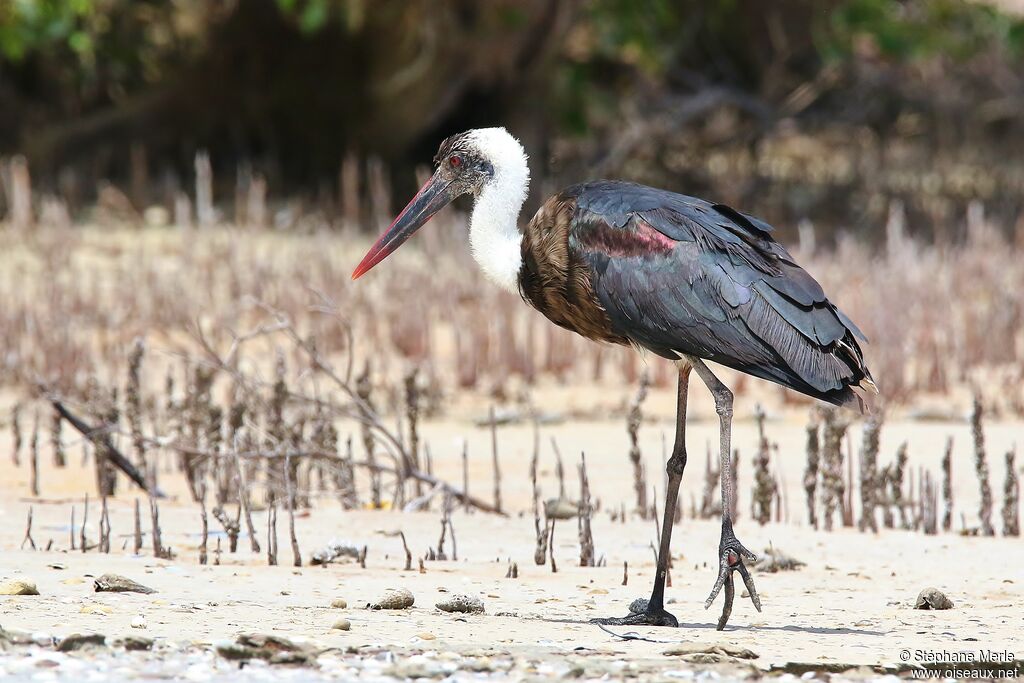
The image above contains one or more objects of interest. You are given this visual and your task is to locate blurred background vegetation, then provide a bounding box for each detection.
[2,0,1024,241]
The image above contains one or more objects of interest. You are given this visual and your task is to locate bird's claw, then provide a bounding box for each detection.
[592,598,678,628]
[704,526,760,630]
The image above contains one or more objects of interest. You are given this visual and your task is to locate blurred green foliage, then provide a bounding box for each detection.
[0,0,97,61]
[7,0,1023,69]
[821,0,1024,61]
[3,0,1024,189]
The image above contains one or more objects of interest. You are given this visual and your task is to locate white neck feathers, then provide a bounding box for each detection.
[467,128,529,292]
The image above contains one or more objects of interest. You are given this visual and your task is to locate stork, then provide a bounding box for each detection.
[353,127,876,629]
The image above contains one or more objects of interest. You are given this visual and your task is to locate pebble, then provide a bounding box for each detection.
[543,497,580,520]
[367,588,414,610]
[436,594,485,614]
[57,633,107,652]
[216,633,317,665]
[130,615,147,629]
[332,619,351,631]
[121,635,153,651]
[94,574,157,594]
[662,643,759,660]
[755,546,806,573]
[330,598,348,609]
[0,579,39,595]
[914,587,953,610]
[416,632,437,641]
[0,628,51,646]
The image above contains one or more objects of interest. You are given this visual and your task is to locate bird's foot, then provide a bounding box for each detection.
[704,524,760,630]
[592,598,678,628]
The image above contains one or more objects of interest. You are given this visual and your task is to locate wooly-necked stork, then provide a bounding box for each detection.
[353,127,876,629]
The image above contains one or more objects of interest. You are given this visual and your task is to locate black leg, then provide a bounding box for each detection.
[689,358,761,630]
[594,362,691,628]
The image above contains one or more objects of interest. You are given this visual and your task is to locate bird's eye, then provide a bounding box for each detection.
[449,155,462,168]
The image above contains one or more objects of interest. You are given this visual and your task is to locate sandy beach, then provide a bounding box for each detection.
[1,390,1021,681]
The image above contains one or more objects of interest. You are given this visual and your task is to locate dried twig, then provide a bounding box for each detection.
[751,405,776,525]
[11,403,23,466]
[44,393,152,492]
[29,410,40,496]
[531,420,547,565]
[821,409,849,531]
[941,437,954,532]
[859,415,882,532]
[399,531,413,571]
[21,506,35,550]
[1003,448,1020,537]
[804,412,820,529]
[578,453,595,567]
[490,406,503,514]
[149,492,165,559]
[284,453,301,567]
[133,498,143,554]
[99,494,111,553]
[626,371,650,516]
[266,503,279,566]
[551,437,566,500]
[81,493,89,552]
[233,441,260,553]
[404,367,422,498]
[199,484,209,565]
[549,517,557,573]
[971,395,995,536]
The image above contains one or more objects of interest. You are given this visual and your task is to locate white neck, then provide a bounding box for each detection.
[467,128,529,292]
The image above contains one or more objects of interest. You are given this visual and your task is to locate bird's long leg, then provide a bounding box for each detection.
[593,362,691,628]
[688,357,761,630]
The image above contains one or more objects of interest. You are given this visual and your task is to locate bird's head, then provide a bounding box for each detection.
[352,127,528,279]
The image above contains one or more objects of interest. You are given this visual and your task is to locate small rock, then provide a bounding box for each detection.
[58,633,107,652]
[122,636,153,651]
[330,598,348,609]
[310,541,361,566]
[367,588,414,610]
[215,640,254,661]
[0,579,39,596]
[435,594,484,614]
[544,497,580,520]
[627,597,648,614]
[216,633,316,665]
[755,546,806,573]
[663,643,759,660]
[0,628,43,646]
[331,619,351,631]
[416,632,436,640]
[94,574,156,594]
[914,588,953,610]
[130,615,147,629]
[80,604,114,616]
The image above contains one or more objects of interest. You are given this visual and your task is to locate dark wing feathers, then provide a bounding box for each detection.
[567,181,873,408]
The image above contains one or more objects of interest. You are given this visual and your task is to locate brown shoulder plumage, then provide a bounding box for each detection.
[518,194,629,346]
